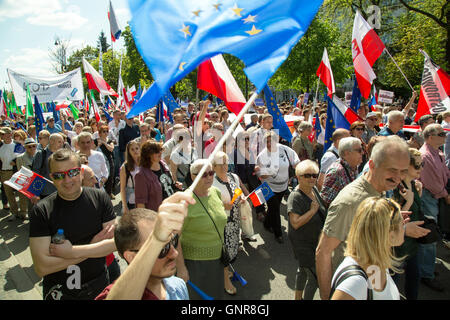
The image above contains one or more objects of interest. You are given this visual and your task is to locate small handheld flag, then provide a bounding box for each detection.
[248,182,274,207]
[4,167,52,199]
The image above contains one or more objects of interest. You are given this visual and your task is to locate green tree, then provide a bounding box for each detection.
[97,31,111,53]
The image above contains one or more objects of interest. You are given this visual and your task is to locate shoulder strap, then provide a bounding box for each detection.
[193,192,225,245]
[283,148,292,167]
[340,160,354,183]
[39,149,48,173]
[330,265,373,300]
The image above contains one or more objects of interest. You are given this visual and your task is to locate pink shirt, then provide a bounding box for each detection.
[419,143,450,199]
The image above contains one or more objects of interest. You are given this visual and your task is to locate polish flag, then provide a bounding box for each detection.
[0,91,7,118]
[352,11,385,99]
[414,50,450,122]
[316,48,335,98]
[248,182,274,207]
[197,54,246,116]
[82,58,118,97]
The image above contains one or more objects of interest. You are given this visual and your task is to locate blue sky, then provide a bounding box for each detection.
[0,0,131,91]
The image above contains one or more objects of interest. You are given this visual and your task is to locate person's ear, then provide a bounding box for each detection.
[123,250,136,264]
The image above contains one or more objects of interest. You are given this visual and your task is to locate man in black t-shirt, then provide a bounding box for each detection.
[29,148,117,300]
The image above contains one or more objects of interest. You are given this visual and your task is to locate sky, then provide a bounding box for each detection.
[0,0,132,91]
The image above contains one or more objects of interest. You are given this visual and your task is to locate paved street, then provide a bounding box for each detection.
[1,191,449,300]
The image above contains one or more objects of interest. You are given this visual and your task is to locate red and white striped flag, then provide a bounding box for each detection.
[82,57,118,97]
[197,54,246,116]
[108,0,122,42]
[352,11,385,99]
[316,48,335,98]
[414,50,450,122]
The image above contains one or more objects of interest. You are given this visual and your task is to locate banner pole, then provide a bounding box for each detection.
[384,48,415,92]
[188,92,258,192]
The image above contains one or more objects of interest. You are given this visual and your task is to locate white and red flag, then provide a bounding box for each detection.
[316,48,335,98]
[4,167,51,199]
[414,50,450,122]
[82,57,118,97]
[108,0,122,42]
[197,54,246,116]
[352,11,385,99]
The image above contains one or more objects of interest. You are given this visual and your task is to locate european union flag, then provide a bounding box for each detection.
[314,113,322,139]
[127,0,323,117]
[102,108,113,122]
[368,95,376,111]
[324,95,351,152]
[162,90,180,123]
[263,85,292,142]
[349,78,361,113]
[34,96,45,137]
[27,175,47,197]
[50,102,59,123]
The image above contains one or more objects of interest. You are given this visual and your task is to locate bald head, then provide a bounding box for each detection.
[332,128,351,147]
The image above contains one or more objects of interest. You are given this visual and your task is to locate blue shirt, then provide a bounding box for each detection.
[163,276,189,300]
[378,126,406,140]
[45,124,62,134]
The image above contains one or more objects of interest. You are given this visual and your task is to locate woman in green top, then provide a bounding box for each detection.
[392,147,425,300]
[176,159,228,300]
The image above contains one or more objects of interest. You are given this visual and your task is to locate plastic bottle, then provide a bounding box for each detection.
[52,229,65,244]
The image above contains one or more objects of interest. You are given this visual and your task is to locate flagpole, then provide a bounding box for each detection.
[384,48,415,92]
[314,77,320,108]
[188,92,258,192]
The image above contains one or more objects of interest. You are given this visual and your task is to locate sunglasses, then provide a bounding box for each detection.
[301,173,318,179]
[50,167,81,180]
[25,145,37,149]
[411,162,424,170]
[355,127,365,131]
[130,233,179,259]
[200,171,215,178]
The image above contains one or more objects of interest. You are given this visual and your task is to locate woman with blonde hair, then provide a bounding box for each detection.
[330,197,405,300]
[119,140,140,215]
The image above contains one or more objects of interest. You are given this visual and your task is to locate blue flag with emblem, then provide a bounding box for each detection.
[162,90,179,123]
[314,113,322,139]
[263,85,292,142]
[34,95,45,138]
[102,108,113,122]
[127,0,323,117]
[349,78,361,113]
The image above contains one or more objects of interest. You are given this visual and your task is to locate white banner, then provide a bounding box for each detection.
[7,68,84,106]
[378,90,394,104]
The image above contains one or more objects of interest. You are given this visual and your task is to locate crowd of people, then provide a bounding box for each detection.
[0,92,449,300]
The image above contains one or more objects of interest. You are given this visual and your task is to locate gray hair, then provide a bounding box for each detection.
[423,123,444,139]
[77,131,93,141]
[212,151,228,166]
[370,135,409,167]
[190,159,212,176]
[295,159,319,177]
[387,110,404,123]
[338,137,361,158]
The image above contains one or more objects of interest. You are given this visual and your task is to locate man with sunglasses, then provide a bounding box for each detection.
[417,124,450,292]
[96,192,195,300]
[29,148,117,300]
[361,112,378,144]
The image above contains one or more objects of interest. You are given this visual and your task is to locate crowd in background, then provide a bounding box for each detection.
[0,92,449,300]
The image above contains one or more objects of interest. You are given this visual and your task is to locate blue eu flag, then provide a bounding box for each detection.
[27,175,47,197]
[127,0,323,117]
[34,96,45,137]
[263,85,292,143]
[349,78,361,113]
[314,113,322,139]
[162,91,180,123]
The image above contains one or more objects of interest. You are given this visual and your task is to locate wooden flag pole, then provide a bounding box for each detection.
[187,92,258,192]
[314,77,320,108]
[384,48,415,92]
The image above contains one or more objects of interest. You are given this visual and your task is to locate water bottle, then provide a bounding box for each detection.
[52,229,65,244]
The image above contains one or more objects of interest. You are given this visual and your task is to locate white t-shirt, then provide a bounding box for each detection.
[320,145,339,173]
[0,142,18,170]
[332,256,400,300]
[87,150,109,181]
[256,144,300,193]
[108,120,126,145]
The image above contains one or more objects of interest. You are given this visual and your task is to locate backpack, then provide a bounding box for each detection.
[329,265,373,300]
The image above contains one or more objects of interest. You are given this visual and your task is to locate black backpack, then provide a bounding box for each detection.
[329,264,373,300]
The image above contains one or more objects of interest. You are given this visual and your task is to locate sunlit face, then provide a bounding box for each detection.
[408,155,422,180]
[389,117,405,133]
[371,152,410,191]
[82,168,97,188]
[78,136,92,152]
[50,158,83,200]
[345,144,363,168]
[262,117,273,130]
[128,143,141,160]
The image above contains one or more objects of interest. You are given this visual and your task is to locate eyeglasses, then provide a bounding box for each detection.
[300,173,318,179]
[353,148,363,153]
[130,233,179,259]
[50,167,81,180]
[355,127,365,131]
[433,132,447,137]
